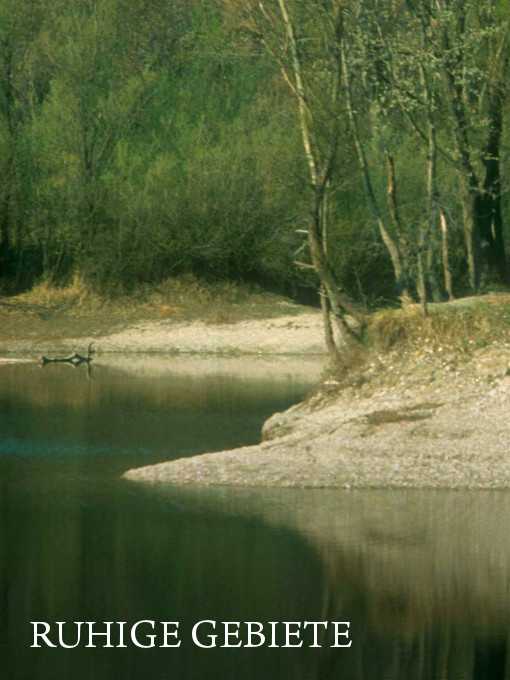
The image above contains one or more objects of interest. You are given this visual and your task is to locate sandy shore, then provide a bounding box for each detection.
[5,302,510,489]
[97,313,327,354]
[124,343,510,489]
[0,311,327,357]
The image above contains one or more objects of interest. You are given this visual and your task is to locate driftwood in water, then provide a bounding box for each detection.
[41,342,95,367]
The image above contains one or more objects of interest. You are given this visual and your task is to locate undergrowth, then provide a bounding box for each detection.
[1,274,305,330]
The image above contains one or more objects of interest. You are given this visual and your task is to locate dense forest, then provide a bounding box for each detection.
[1,1,509,327]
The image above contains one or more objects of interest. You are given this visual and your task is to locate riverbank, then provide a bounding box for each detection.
[0,278,326,356]
[125,294,510,489]
[4,282,510,489]
[124,341,510,488]
[0,312,326,357]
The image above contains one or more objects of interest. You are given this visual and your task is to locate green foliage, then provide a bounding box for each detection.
[0,0,508,304]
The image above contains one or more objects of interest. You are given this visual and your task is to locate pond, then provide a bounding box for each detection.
[0,357,509,680]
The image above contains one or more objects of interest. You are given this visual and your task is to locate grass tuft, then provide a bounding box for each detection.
[367,295,510,353]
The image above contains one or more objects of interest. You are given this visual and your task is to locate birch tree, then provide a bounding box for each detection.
[342,0,509,309]
[230,0,364,355]
[405,0,509,290]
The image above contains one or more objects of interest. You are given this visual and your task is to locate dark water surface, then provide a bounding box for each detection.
[1,358,509,680]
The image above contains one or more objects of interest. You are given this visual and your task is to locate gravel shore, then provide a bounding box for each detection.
[0,311,327,357]
[124,343,510,488]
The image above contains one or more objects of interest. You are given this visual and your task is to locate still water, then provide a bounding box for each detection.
[0,357,509,680]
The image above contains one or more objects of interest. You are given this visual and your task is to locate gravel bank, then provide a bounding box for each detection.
[0,311,327,357]
[95,312,326,354]
[124,344,510,488]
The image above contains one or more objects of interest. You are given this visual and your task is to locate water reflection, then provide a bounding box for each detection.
[1,357,323,680]
[154,487,510,679]
[1,358,510,679]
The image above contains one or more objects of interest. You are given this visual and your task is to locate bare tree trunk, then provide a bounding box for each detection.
[440,209,454,300]
[418,35,442,315]
[461,185,480,291]
[309,194,362,345]
[276,0,318,186]
[385,152,412,302]
[476,80,508,284]
[341,43,406,301]
[320,285,337,357]
[439,8,481,291]
[275,0,362,352]
[319,182,340,357]
[426,236,442,302]
[416,242,428,317]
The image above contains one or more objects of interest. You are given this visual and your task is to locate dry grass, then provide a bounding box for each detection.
[18,274,90,307]
[0,275,308,344]
[324,293,510,391]
[14,275,299,322]
[368,294,510,353]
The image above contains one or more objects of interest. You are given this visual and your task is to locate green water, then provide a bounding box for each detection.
[1,358,509,679]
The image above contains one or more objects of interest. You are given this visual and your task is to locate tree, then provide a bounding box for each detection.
[340,2,415,306]
[0,0,44,284]
[229,0,364,356]
[342,0,509,308]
